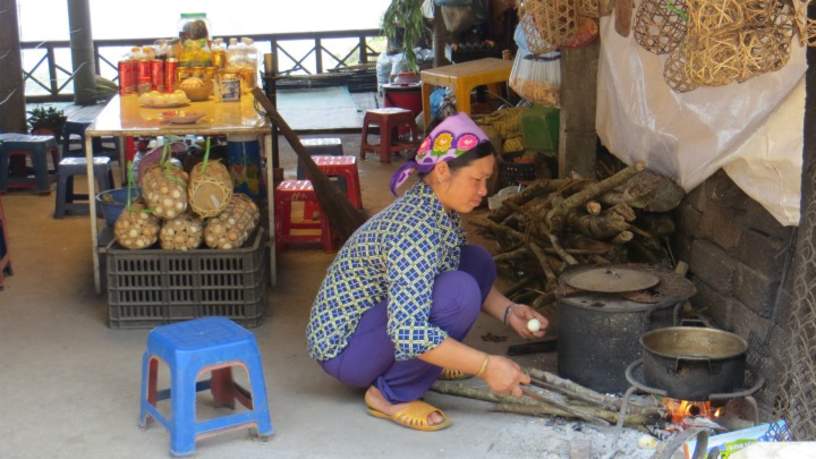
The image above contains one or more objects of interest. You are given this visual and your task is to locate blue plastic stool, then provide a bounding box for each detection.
[139,317,274,456]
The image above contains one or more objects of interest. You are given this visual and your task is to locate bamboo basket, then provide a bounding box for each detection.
[634,0,689,55]
[578,0,601,18]
[141,163,189,220]
[684,33,745,86]
[114,200,161,250]
[686,0,745,37]
[203,194,260,250]
[188,160,233,218]
[524,0,579,50]
[663,46,699,93]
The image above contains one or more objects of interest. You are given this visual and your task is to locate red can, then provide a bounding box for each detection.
[150,59,164,92]
[136,59,152,88]
[117,60,136,95]
[164,58,178,93]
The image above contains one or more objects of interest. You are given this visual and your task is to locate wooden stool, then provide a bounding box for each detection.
[274,180,335,252]
[0,195,12,290]
[0,134,59,194]
[360,108,419,163]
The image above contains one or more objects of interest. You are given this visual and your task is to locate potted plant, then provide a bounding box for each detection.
[382,0,428,74]
[27,106,66,141]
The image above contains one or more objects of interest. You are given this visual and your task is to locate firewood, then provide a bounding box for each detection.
[566,211,630,239]
[611,231,634,245]
[586,201,602,215]
[488,178,574,223]
[526,369,662,413]
[604,202,636,222]
[545,162,645,232]
[600,170,684,212]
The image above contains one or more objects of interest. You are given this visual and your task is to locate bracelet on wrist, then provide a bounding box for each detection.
[475,354,490,378]
[502,303,516,325]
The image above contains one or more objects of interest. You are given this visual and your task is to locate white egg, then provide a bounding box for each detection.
[527,319,541,333]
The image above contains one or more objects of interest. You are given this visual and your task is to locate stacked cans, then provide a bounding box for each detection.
[118,57,178,95]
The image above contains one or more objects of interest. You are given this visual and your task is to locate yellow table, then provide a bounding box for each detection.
[420,57,513,128]
[84,94,276,293]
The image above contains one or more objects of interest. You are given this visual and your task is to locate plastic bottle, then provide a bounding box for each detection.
[241,37,258,91]
[211,38,226,69]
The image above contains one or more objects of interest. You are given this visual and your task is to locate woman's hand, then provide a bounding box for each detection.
[480,355,530,397]
[506,304,549,339]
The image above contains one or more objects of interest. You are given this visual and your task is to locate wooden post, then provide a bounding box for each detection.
[0,0,26,133]
[558,41,600,179]
[432,5,447,67]
[67,0,97,106]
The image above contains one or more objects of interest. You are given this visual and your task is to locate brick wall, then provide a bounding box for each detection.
[673,170,796,413]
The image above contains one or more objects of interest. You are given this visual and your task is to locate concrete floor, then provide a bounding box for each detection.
[0,134,640,459]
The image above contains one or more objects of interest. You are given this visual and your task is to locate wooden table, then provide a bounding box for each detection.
[83,94,276,293]
[420,57,513,127]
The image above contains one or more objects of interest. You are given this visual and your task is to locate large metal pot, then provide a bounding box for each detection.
[557,295,677,393]
[641,326,748,401]
[556,264,696,394]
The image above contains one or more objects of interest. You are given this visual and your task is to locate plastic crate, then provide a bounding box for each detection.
[103,228,267,329]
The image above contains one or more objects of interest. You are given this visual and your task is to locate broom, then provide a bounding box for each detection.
[252,88,368,242]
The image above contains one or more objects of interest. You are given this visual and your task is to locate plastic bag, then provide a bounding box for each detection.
[509,51,561,106]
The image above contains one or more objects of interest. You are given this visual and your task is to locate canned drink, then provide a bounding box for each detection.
[164,58,178,92]
[117,60,136,94]
[136,59,152,88]
[150,59,164,92]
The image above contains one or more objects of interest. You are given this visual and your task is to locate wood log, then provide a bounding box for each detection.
[611,231,634,245]
[600,170,684,212]
[586,201,602,215]
[488,178,574,223]
[604,202,636,222]
[566,211,630,239]
[546,162,645,232]
[527,368,661,412]
[521,386,611,425]
[494,403,659,427]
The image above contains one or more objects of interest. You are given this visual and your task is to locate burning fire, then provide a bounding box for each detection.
[662,398,723,424]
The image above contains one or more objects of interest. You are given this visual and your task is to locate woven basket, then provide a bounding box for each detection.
[634,0,689,55]
[525,0,579,49]
[684,33,745,86]
[663,45,699,93]
[188,160,234,218]
[740,26,792,80]
[578,0,601,18]
[687,0,745,37]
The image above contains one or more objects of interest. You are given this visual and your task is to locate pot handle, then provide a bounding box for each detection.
[672,302,714,327]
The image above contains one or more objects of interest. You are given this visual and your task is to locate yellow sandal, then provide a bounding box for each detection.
[439,368,471,381]
[366,400,452,432]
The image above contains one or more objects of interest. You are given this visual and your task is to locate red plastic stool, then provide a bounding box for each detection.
[360,108,420,163]
[303,155,363,221]
[274,180,335,252]
[0,195,12,290]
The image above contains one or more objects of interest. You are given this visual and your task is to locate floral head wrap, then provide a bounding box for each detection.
[389,112,491,195]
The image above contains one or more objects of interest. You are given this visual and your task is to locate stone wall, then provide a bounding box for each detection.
[673,170,796,413]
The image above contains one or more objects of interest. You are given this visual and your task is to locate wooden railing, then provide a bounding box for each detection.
[21,29,384,102]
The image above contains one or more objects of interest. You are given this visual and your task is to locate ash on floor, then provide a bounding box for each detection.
[485,416,656,459]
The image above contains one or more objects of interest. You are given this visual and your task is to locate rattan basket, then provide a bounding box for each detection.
[634,0,689,55]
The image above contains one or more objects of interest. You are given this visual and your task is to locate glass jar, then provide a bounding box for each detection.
[178,13,210,41]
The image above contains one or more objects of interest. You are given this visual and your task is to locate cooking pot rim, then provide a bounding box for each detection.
[639,326,748,361]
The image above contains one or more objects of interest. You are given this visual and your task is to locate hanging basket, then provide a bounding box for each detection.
[687,0,745,37]
[663,46,699,93]
[188,160,234,218]
[634,0,689,55]
[524,0,579,49]
[578,0,601,18]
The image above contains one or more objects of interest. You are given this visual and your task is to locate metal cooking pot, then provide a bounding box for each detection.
[641,326,748,401]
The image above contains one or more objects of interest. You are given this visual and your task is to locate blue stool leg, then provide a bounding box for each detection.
[0,150,9,193]
[246,349,274,438]
[169,363,197,457]
[54,169,69,218]
[139,352,152,428]
[31,146,50,193]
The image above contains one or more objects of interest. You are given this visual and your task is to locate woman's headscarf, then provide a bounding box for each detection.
[389,112,491,195]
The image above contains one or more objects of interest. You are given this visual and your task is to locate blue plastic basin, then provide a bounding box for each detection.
[96,187,141,227]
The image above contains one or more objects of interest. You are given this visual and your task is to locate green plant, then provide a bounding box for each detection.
[382,0,426,72]
[27,106,66,133]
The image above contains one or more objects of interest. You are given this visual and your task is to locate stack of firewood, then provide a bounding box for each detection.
[432,368,665,427]
[473,162,685,308]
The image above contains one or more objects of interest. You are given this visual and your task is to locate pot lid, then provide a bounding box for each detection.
[562,266,660,293]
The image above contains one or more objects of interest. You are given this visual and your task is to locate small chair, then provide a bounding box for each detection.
[360,108,420,163]
[274,180,335,252]
[54,157,114,218]
[313,155,362,209]
[297,137,344,180]
[62,120,119,160]
[139,317,274,456]
[0,133,59,194]
[0,195,12,290]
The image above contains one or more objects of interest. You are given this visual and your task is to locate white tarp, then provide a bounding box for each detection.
[596,16,806,226]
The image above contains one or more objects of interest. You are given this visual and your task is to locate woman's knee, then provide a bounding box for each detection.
[459,244,497,298]
[430,270,482,327]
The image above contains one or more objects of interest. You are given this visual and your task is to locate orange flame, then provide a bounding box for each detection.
[662,398,722,424]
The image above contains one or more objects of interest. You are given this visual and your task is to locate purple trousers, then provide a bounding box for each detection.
[319,244,497,404]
